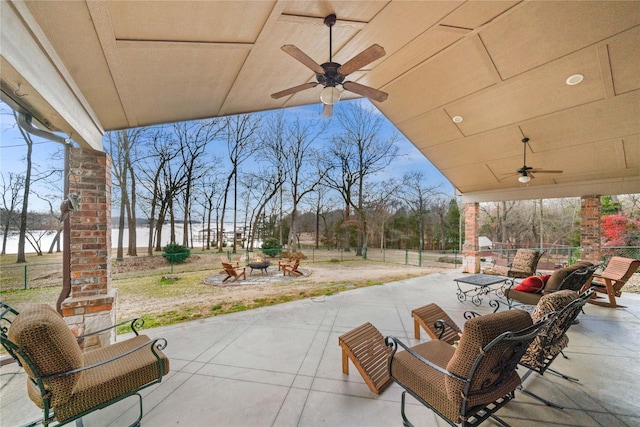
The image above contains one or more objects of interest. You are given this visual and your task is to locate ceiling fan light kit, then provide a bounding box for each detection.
[320,86,341,105]
[271,14,388,116]
[518,175,531,183]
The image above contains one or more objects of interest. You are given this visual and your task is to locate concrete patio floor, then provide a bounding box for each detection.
[2,268,639,426]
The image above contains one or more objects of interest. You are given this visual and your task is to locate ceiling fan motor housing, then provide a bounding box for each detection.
[317,62,344,87]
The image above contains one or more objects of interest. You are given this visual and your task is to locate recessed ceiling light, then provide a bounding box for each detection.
[452,115,463,123]
[566,74,584,85]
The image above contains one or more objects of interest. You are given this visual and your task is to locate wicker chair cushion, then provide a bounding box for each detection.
[391,340,459,422]
[511,250,541,273]
[8,304,82,408]
[491,249,542,278]
[544,262,593,292]
[445,310,532,410]
[51,335,170,422]
[520,290,577,369]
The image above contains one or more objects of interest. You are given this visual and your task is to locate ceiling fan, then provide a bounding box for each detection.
[270,14,388,117]
[502,137,563,183]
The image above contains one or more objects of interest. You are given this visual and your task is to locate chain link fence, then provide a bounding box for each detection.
[2,246,638,292]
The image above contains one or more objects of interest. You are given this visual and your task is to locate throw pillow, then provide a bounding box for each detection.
[514,275,545,293]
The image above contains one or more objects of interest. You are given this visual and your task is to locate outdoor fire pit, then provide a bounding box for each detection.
[248,259,271,275]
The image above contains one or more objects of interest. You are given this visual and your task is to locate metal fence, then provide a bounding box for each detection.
[1,246,638,292]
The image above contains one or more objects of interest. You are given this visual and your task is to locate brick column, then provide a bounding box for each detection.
[61,147,116,350]
[580,195,601,262]
[462,202,481,273]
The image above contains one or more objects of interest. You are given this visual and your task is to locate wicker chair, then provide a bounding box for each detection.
[0,303,169,427]
[411,290,595,411]
[487,249,544,279]
[517,288,595,409]
[504,261,597,309]
[386,310,547,427]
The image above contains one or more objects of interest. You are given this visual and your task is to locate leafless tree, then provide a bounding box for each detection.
[137,128,180,254]
[365,178,401,250]
[173,120,223,247]
[107,128,145,259]
[218,114,261,253]
[322,103,399,255]
[280,115,327,249]
[1,172,24,254]
[400,171,442,250]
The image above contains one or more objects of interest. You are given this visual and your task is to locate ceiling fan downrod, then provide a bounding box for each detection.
[324,14,336,63]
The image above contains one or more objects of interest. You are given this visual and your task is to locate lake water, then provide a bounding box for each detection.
[1,224,243,254]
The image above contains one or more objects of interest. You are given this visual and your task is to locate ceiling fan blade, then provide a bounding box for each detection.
[499,171,524,181]
[271,82,319,99]
[529,169,563,174]
[337,44,386,76]
[281,45,324,74]
[343,81,388,102]
[322,104,333,118]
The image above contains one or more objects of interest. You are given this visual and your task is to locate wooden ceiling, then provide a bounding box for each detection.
[1,1,639,201]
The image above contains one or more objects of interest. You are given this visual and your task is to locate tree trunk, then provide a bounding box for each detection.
[117,203,125,260]
[16,124,33,264]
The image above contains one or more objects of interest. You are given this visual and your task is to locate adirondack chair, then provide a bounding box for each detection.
[278,255,295,271]
[221,261,246,282]
[581,256,640,307]
[282,257,303,276]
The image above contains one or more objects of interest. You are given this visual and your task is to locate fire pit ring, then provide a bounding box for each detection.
[248,260,271,275]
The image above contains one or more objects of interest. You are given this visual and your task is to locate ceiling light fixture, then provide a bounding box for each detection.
[518,174,531,183]
[565,74,584,85]
[452,115,463,123]
[320,86,341,105]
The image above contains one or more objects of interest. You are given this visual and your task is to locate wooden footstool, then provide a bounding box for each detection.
[411,303,460,345]
[338,322,392,394]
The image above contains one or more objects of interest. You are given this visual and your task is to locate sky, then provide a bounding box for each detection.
[0,98,454,213]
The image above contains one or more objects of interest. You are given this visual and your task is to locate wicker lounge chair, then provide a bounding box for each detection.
[581,256,640,308]
[486,249,544,278]
[0,302,169,427]
[504,261,596,308]
[517,288,595,409]
[386,310,547,427]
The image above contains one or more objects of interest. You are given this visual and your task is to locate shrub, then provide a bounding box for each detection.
[261,237,282,257]
[162,242,191,264]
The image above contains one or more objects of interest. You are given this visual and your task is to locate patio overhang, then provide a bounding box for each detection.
[1,0,638,199]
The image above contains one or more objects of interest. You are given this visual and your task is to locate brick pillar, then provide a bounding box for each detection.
[462,202,481,273]
[61,147,116,350]
[581,195,601,262]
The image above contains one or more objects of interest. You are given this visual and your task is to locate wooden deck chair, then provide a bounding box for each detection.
[411,303,461,344]
[282,257,302,276]
[222,261,246,282]
[338,322,393,394]
[386,310,547,427]
[1,303,169,427]
[581,256,640,308]
[278,255,294,271]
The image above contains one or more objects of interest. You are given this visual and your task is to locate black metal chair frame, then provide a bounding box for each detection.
[0,302,167,427]
[516,288,595,409]
[385,319,548,427]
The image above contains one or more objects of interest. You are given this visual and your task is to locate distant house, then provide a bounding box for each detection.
[479,236,492,250]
